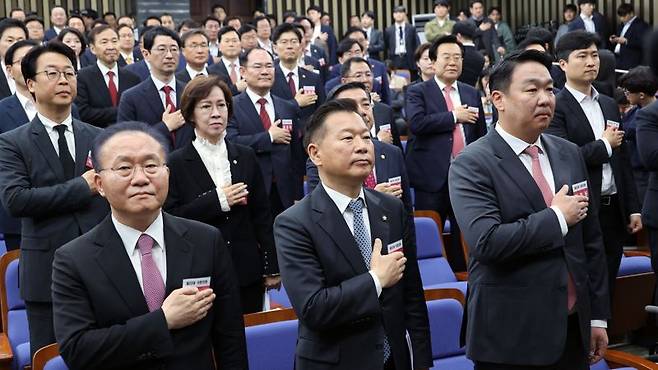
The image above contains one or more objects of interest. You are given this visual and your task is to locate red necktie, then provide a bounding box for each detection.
[287,72,296,97]
[443,85,465,157]
[363,171,376,189]
[524,145,576,311]
[107,71,118,107]
[257,98,272,130]
[162,85,177,144]
[229,63,238,84]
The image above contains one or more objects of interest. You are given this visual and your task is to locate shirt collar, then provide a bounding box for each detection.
[15,91,34,111]
[495,123,546,157]
[245,87,272,106]
[97,60,119,77]
[38,112,73,131]
[221,57,239,70]
[112,212,166,257]
[151,75,176,92]
[186,63,208,78]
[564,83,599,103]
[279,63,298,77]
[321,183,367,215]
[193,130,227,152]
[434,76,459,93]
[580,13,593,21]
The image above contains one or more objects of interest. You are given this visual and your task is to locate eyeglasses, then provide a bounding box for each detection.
[151,46,180,55]
[196,102,229,114]
[185,43,209,49]
[98,163,167,178]
[35,69,77,81]
[245,64,274,70]
[277,39,300,46]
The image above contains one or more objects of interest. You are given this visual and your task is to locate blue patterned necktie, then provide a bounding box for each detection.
[347,198,391,362]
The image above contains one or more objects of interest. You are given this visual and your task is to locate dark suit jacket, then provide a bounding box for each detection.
[384,23,421,71]
[327,59,391,105]
[636,101,658,228]
[320,24,339,65]
[546,88,640,220]
[174,68,237,96]
[0,117,109,302]
[207,60,240,95]
[226,92,303,208]
[568,13,609,48]
[368,28,385,60]
[117,77,194,150]
[0,72,11,100]
[459,45,485,87]
[405,79,487,193]
[373,102,402,150]
[44,27,58,41]
[273,185,432,370]
[164,140,278,286]
[614,17,650,70]
[449,130,609,365]
[80,49,97,68]
[271,65,325,121]
[75,64,141,127]
[52,213,248,370]
[124,60,150,81]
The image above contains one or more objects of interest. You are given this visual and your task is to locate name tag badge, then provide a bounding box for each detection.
[606,120,620,129]
[387,239,403,253]
[468,106,480,114]
[379,124,391,132]
[318,58,326,66]
[572,181,589,197]
[282,119,293,132]
[302,85,316,94]
[375,76,383,84]
[85,150,93,169]
[182,277,211,290]
[388,176,402,186]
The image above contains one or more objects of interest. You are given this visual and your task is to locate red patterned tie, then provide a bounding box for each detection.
[443,85,465,157]
[107,71,118,107]
[287,72,296,97]
[363,171,377,189]
[161,85,177,144]
[524,145,576,311]
[257,98,272,130]
[229,63,238,84]
[138,234,165,312]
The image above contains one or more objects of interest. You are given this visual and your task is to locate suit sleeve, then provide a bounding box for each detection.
[116,91,136,123]
[226,115,273,153]
[0,135,96,218]
[163,164,224,223]
[75,77,115,127]
[53,246,175,370]
[370,31,385,54]
[546,104,610,166]
[405,85,456,135]
[618,119,641,215]
[636,104,658,170]
[379,72,392,106]
[305,158,320,193]
[274,211,382,331]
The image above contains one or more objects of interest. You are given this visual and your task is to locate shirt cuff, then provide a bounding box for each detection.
[630,213,642,217]
[369,271,383,297]
[269,132,274,143]
[550,206,569,236]
[600,138,612,157]
[591,320,607,329]
[452,112,457,124]
[216,187,231,212]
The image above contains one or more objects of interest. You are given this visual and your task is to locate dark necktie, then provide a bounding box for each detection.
[257,98,272,130]
[107,71,118,107]
[287,72,296,97]
[54,124,75,179]
[161,85,177,144]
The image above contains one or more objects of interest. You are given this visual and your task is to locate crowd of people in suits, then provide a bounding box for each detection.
[0,0,656,368]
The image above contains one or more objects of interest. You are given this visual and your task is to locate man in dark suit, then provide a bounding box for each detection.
[271,23,323,122]
[466,1,503,63]
[450,49,609,369]
[76,25,141,127]
[207,26,245,94]
[343,27,392,105]
[174,29,234,92]
[547,30,641,302]
[568,0,609,49]
[52,122,247,370]
[275,99,431,370]
[609,3,650,71]
[227,48,303,215]
[118,27,192,150]
[307,5,338,65]
[0,42,109,358]
[452,21,484,87]
[405,35,486,271]
[384,6,420,76]
[0,19,28,100]
[43,6,67,42]
[362,11,384,60]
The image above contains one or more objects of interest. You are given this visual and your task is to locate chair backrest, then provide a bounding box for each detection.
[426,293,465,359]
[32,343,67,370]
[244,308,298,370]
[0,250,20,333]
[268,284,292,308]
[414,215,457,285]
[618,255,652,276]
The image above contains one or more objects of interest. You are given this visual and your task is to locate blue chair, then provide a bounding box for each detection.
[32,343,67,370]
[424,288,472,369]
[609,253,655,339]
[0,250,29,370]
[244,309,298,370]
[268,284,292,308]
[618,254,652,276]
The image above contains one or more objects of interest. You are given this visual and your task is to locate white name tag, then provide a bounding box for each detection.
[182,277,211,290]
[387,239,403,253]
[468,106,480,114]
[388,176,402,185]
[572,181,589,197]
[282,119,293,131]
[302,85,316,94]
[379,124,391,132]
[606,120,620,129]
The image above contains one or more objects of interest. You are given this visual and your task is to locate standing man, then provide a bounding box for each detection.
[0,42,109,358]
[452,21,485,87]
[275,98,431,370]
[424,0,455,44]
[76,25,141,127]
[255,16,274,55]
[568,0,610,48]
[52,122,247,370]
[449,49,609,370]
[467,0,503,62]
[307,5,338,65]
[44,6,67,41]
[204,16,222,59]
[175,29,233,89]
[361,11,384,60]
[0,19,27,100]
[208,26,246,94]
[405,35,486,271]
[609,3,650,71]
[384,6,420,77]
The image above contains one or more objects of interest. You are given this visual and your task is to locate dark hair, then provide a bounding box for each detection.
[0,18,28,39]
[203,16,221,27]
[283,10,298,21]
[117,23,134,35]
[143,26,181,51]
[24,16,44,27]
[393,6,407,13]
[414,42,432,63]
[9,8,24,17]
[90,19,109,29]
[362,11,375,19]
[555,30,600,61]
[451,21,476,40]
[327,81,370,102]
[180,75,233,125]
[434,0,451,9]
[238,24,257,36]
[613,87,629,105]
[340,56,370,77]
[143,16,161,27]
[469,0,483,7]
[429,35,464,61]
[525,27,555,54]
[577,0,596,5]
[181,29,208,46]
[620,66,658,95]
[295,16,313,26]
[272,23,302,44]
[517,37,546,51]
[488,6,502,14]
[217,26,239,43]
[489,49,554,93]
[177,19,200,32]
[160,12,173,20]
[304,99,360,150]
[337,38,363,58]
[103,11,117,18]
[306,5,323,13]
[57,27,87,55]
[254,15,270,27]
[4,39,39,66]
[67,15,85,27]
[21,42,78,85]
[88,25,117,45]
[211,4,226,13]
[92,121,170,171]
[617,3,635,17]
[564,4,578,13]
[226,15,241,23]
[343,27,368,40]
[239,47,273,65]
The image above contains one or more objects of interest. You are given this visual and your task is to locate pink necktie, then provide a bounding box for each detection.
[444,85,465,157]
[229,63,238,84]
[138,234,165,312]
[524,145,577,311]
[363,171,377,189]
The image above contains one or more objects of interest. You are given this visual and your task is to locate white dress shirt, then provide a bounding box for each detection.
[580,13,596,33]
[151,75,177,109]
[258,39,274,55]
[1,61,16,94]
[364,27,372,41]
[221,57,240,80]
[322,183,383,297]
[38,112,75,159]
[186,64,208,80]
[112,212,167,291]
[394,22,406,55]
[192,131,233,212]
[16,92,37,121]
[615,16,636,54]
[209,40,219,57]
[435,76,466,149]
[97,60,119,88]
[564,84,616,195]
[279,64,299,93]
[245,88,275,141]
[312,23,322,42]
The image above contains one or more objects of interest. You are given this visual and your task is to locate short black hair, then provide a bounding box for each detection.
[489,49,554,93]
[103,11,117,18]
[307,5,323,13]
[203,16,221,27]
[362,11,375,19]
[337,38,363,58]
[304,98,360,150]
[0,18,28,40]
[254,15,270,27]
[295,16,313,26]
[9,8,25,17]
[57,27,87,54]
[217,26,239,43]
[160,12,173,19]
[24,16,44,27]
[577,0,596,5]
[469,0,484,7]
[617,3,635,17]
[117,23,133,35]
[283,10,298,20]
[343,27,368,40]
[517,37,546,51]
[613,87,629,105]
[143,16,162,27]
[525,27,555,54]
[239,47,273,66]
[92,121,170,172]
[226,15,241,23]
[620,66,658,95]
[143,26,181,51]
[564,4,578,13]
[211,4,226,13]
[88,24,117,45]
[429,34,464,61]
[21,41,78,85]
[67,14,85,26]
[238,24,257,37]
[181,28,208,46]
[488,6,502,14]
[340,56,370,78]
[272,23,302,44]
[555,29,601,61]
[434,0,451,9]
[327,81,370,102]
[451,21,476,40]
[4,39,38,66]
[177,19,200,32]
[91,19,109,29]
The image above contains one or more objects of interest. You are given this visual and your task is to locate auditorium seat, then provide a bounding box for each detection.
[0,250,27,370]
[590,349,658,370]
[32,343,67,370]
[424,288,472,369]
[268,284,292,308]
[618,254,653,276]
[244,309,298,370]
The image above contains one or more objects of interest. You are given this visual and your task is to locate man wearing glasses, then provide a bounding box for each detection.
[174,29,233,91]
[0,42,109,359]
[117,27,192,150]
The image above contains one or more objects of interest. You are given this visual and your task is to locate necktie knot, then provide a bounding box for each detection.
[257,98,268,107]
[348,198,364,215]
[524,145,541,160]
[162,85,173,95]
[54,124,67,136]
[443,85,453,93]
[137,234,155,256]
[287,72,294,79]
[107,71,115,78]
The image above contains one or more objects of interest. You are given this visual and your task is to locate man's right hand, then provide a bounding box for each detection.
[222,182,248,206]
[370,239,407,288]
[162,104,186,132]
[236,79,248,92]
[162,287,215,330]
[294,89,318,107]
[479,22,492,31]
[602,126,624,149]
[373,182,403,198]
[82,169,99,193]
[269,121,292,144]
[552,185,589,226]
[454,104,478,124]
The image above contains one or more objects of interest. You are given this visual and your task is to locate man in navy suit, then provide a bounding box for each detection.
[405,35,486,271]
[307,5,338,65]
[124,26,155,81]
[174,29,234,93]
[609,3,650,71]
[0,19,28,100]
[43,6,67,42]
[362,11,384,60]
[296,16,329,63]
[384,6,420,77]
[271,23,323,122]
[118,27,192,150]
[227,48,303,215]
[343,27,392,105]
[274,99,431,370]
[568,0,609,48]
[207,26,246,94]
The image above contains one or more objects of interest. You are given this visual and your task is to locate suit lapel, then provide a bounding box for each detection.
[73,120,92,175]
[92,66,113,106]
[365,191,390,253]
[274,67,292,99]
[561,90,596,141]
[163,214,194,293]
[30,117,65,181]
[144,80,165,118]
[237,94,263,132]
[226,140,244,183]
[175,81,186,109]
[6,96,28,130]
[182,143,216,193]
[542,135,571,193]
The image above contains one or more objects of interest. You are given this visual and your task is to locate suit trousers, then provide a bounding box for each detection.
[25,301,55,358]
[474,314,588,370]
[598,194,626,306]
[241,280,265,314]
[4,233,20,251]
[633,169,649,208]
